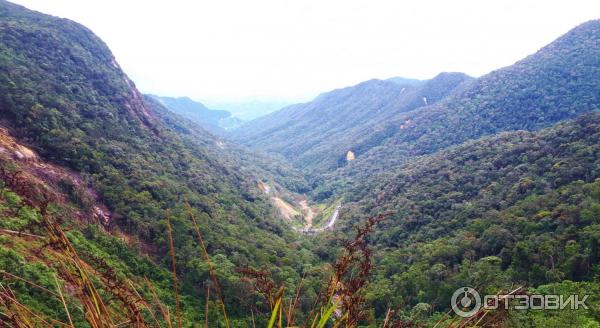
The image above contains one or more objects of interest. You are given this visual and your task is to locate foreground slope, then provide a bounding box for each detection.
[0,125,193,325]
[233,73,472,173]
[0,1,320,325]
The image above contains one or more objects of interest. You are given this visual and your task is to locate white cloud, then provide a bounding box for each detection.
[9,0,600,102]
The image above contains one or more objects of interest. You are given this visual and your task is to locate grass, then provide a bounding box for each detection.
[0,167,514,327]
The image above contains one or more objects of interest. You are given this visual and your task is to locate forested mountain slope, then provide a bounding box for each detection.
[144,95,311,194]
[233,72,472,173]
[1,0,600,326]
[236,20,600,200]
[322,19,600,195]
[0,1,320,325]
[317,113,600,325]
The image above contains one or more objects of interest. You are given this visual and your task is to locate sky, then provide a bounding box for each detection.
[9,0,600,107]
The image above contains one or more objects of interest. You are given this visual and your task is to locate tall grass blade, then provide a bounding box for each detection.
[267,297,282,328]
[54,274,74,327]
[145,277,172,328]
[317,299,340,328]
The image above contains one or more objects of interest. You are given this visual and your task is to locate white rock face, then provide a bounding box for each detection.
[346,150,356,161]
[94,206,111,226]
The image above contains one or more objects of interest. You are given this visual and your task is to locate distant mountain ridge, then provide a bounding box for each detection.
[150,95,243,133]
[385,76,424,86]
[233,72,472,173]
[234,20,600,199]
[203,98,297,121]
[325,19,600,193]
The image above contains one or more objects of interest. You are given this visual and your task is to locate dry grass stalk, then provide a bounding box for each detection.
[236,267,278,310]
[165,214,182,328]
[145,277,173,328]
[185,201,231,328]
[0,283,69,327]
[205,284,210,328]
[54,273,75,327]
[1,168,151,328]
[322,213,390,327]
[127,279,164,328]
[286,274,305,325]
[382,308,393,328]
[1,270,61,299]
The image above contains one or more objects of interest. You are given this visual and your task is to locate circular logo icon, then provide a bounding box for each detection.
[451,287,481,317]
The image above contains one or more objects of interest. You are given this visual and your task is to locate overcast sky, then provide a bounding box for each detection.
[10,0,600,103]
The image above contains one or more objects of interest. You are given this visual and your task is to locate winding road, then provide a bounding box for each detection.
[259,181,341,233]
[299,204,341,234]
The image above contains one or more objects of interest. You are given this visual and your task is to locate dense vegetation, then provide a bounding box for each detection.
[322,114,600,325]
[1,0,600,326]
[235,20,600,202]
[233,17,600,326]
[0,1,322,325]
[233,73,472,174]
